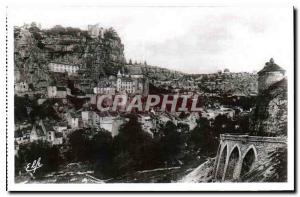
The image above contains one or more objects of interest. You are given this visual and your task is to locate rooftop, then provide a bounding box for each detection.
[57,86,68,91]
[257,58,285,76]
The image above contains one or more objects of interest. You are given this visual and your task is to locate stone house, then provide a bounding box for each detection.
[15,82,29,94]
[55,122,68,133]
[15,126,31,145]
[48,62,79,76]
[81,110,93,127]
[66,112,81,129]
[93,86,116,95]
[138,115,155,137]
[30,120,47,142]
[47,86,71,98]
[90,111,127,137]
[116,69,149,95]
[47,131,63,145]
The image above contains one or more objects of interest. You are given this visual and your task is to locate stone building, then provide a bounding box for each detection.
[89,111,127,137]
[93,86,116,95]
[257,58,285,93]
[15,125,31,145]
[87,24,104,38]
[252,58,287,136]
[212,58,287,182]
[116,68,149,95]
[46,131,63,145]
[48,62,79,76]
[15,81,29,94]
[81,111,93,127]
[47,86,71,98]
[30,120,47,142]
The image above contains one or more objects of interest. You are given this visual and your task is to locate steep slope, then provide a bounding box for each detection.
[14,24,126,89]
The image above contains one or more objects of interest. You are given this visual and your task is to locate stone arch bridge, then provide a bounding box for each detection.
[213,134,286,182]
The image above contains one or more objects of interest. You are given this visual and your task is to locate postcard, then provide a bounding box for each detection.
[6,5,295,191]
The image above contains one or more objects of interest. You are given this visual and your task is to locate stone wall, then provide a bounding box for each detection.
[258,71,285,93]
[251,78,287,136]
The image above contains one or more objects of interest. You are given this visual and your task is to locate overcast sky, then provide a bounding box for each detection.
[10,6,293,74]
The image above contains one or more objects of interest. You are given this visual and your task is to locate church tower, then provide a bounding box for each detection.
[117,70,122,92]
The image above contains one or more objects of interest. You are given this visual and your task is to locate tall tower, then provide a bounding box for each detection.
[257,58,285,94]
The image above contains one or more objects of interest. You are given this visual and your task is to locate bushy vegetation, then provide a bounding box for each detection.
[15,95,60,123]
[189,115,249,157]
[64,113,247,179]
[63,116,182,178]
[15,141,62,178]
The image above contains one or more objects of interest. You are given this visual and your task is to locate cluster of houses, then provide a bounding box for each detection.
[16,91,226,155]
[14,61,150,99]
[14,64,151,155]
[15,120,64,149]
[14,49,257,157]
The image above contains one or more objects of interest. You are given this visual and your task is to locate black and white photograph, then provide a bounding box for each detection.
[5,4,295,191]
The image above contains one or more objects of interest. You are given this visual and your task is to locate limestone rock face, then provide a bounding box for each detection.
[14,25,126,89]
[251,78,287,136]
[141,65,184,81]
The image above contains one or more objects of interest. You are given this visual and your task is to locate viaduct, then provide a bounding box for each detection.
[213,133,286,182]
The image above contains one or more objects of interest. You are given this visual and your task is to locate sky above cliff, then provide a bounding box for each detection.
[10,6,293,74]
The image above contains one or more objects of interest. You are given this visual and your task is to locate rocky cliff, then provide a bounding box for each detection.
[14,24,126,88]
[14,24,186,89]
[251,78,287,136]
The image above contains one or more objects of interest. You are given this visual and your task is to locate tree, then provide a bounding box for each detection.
[68,129,93,162]
[103,28,120,40]
[30,22,37,28]
[14,95,30,123]
[189,117,218,156]
[160,121,185,165]
[91,130,114,178]
[113,115,160,175]
[15,141,62,178]
[214,114,232,134]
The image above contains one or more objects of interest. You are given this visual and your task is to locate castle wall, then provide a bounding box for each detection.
[258,71,284,92]
[252,77,287,136]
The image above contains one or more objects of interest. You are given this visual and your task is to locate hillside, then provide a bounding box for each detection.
[14,23,258,97]
[14,23,186,90]
[14,24,126,88]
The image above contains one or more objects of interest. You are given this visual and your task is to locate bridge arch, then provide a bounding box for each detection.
[224,144,241,181]
[216,144,228,180]
[213,144,222,173]
[240,145,257,180]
